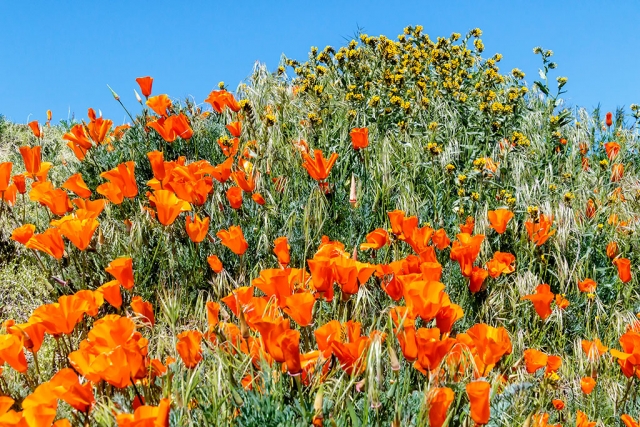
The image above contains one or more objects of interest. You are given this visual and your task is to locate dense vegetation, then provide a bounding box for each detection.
[1,25,640,426]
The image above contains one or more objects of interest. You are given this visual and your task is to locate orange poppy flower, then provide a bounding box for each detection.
[111,124,131,140]
[12,173,26,194]
[231,170,256,192]
[555,294,569,309]
[48,368,96,413]
[96,280,123,309]
[487,209,514,234]
[578,278,596,293]
[52,215,100,251]
[131,296,155,326]
[28,120,41,138]
[19,145,42,176]
[551,399,564,410]
[328,321,372,376]
[525,214,555,246]
[466,381,490,425]
[176,330,203,368]
[450,233,484,277]
[217,225,249,255]
[607,242,618,259]
[282,292,316,326]
[63,124,93,150]
[115,398,171,426]
[30,294,91,336]
[226,186,243,209]
[30,183,73,215]
[149,189,191,226]
[148,114,193,142]
[523,349,557,374]
[350,127,369,149]
[521,284,554,320]
[226,121,242,137]
[432,228,450,250]
[218,137,239,157]
[580,377,596,394]
[5,320,46,354]
[273,236,290,266]
[0,162,12,192]
[72,198,107,217]
[460,216,475,233]
[585,198,596,219]
[147,150,166,180]
[388,210,418,241]
[135,76,153,98]
[105,257,134,290]
[576,411,596,427]
[612,163,624,182]
[67,140,89,161]
[62,173,92,199]
[606,112,613,127]
[605,141,620,160]
[87,116,113,145]
[11,224,35,245]
[97,161,138,204]
[0,334,28,372]
[205,89,241,113]
[581,339,608,361]
[146,94,172,117]
[622,415,640,427]
[207,255,223,273]
[413,327,457,373]
[252,192,266,205]
[613,257,632,283]
[25,227,65,259]
[185,214,210,243]
[360,228,389,251]
[301,149,338,181]
[469,266,489,293]
[428,387,454,427]
[486,251,516,278]
[1,183,17,206]
[460,323,512,376]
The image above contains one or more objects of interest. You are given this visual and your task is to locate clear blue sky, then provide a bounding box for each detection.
[1,1,638,125]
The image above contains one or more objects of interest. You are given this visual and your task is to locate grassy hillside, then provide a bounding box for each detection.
[1,26,640,426]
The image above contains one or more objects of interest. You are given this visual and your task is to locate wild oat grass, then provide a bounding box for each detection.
[1,25,640,426]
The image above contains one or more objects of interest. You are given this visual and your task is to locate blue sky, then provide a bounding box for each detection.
[1,1,638,125]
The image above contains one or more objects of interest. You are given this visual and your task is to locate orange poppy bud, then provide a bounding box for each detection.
[466,381,490,425]
[105,257,134,290]
[131,296,155,326]
[606,111,613,127]
[252,192,266,205]
[350,127,369,149]
[487,209,514,234]
[607,241,618,259]
[185,214,210,243]
[585,199,596,219]
[349,174,357,207]
[217,225,248,256]
[613,257,632,283]
[207,255,223,273]
[580,377,596,394]
[226,186,243,209]
[135,76,153,98]
[46,109,52,123]
[176,330,203,368]
[273,236,290,266]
